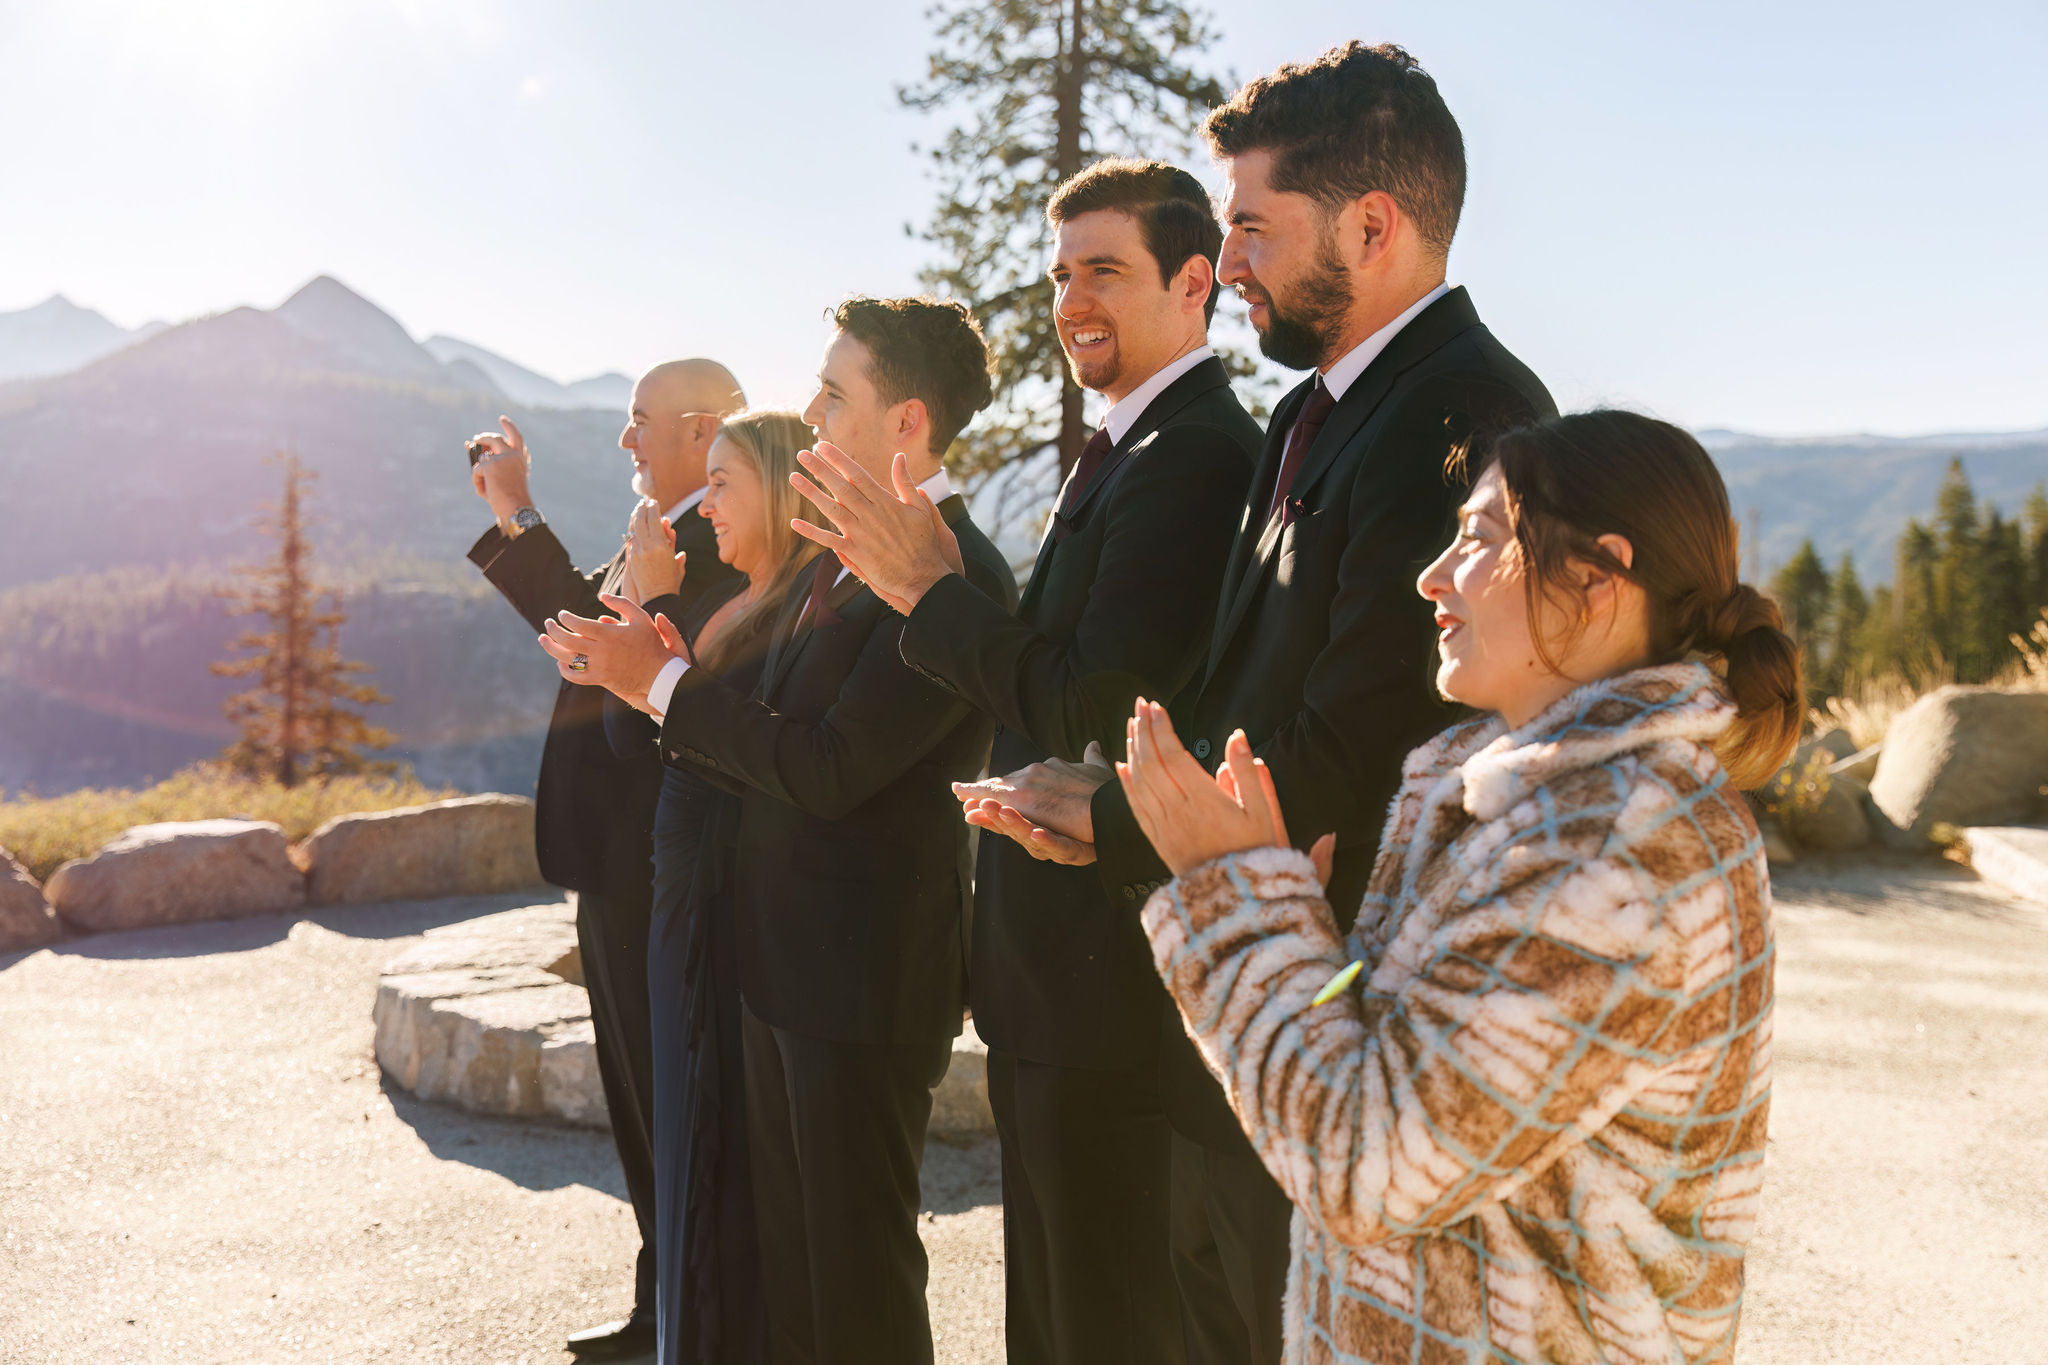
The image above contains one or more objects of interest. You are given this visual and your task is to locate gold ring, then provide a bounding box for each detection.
[569,655,589,673]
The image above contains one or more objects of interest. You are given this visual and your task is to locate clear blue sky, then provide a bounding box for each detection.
[3,0,2043,436]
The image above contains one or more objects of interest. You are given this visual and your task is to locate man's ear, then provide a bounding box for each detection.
[1336,189,1402,268]
[1175,253,1215,315]
[894,397,929,449]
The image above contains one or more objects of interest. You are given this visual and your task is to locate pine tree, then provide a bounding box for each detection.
[1931,456,1991,679]
[901,0,1230,482]
[1823,552,1867,696]
[2023,483,2048,611]
[212,452,392,786]
[1893,519,1941,676]
[1768,539,1831,702]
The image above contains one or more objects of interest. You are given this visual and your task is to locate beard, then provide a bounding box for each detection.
[631,468,654,501]
[1066,338,1124,393]
[1247,230,1353,370]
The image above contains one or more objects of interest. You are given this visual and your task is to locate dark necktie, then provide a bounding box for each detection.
[1266,379,1337,522]
[801,552,843,630]
[1051,425,1115,543]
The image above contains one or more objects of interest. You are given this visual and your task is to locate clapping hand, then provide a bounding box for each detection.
[953,742,1115,867]
[538,593,687,714]
[1116,699,1334,883]
[624,498,687,601]
[788,443,963,615]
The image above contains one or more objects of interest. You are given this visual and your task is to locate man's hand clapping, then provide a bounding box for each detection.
[624,498,687,601]
[788,442,963,615]
[953,742,1116,867]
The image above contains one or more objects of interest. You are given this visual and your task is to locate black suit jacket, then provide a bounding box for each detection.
[1089,288,1556,1145]
[899,357,1259,1068]
[655,493,1017,1048]
[469,504,737,897]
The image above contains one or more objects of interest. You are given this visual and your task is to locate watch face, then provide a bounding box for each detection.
[512,508,543,530]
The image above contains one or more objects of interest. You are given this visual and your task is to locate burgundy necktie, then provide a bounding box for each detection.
[802,552,843,629]
[1266,379,1337,522]
[1051,425,1115,543]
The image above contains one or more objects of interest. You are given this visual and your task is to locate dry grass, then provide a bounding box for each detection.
[1821,657,1957,750]
[0,764,459,882]
[2000,609,2048,692]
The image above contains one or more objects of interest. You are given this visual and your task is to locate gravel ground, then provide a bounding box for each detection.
[2,857,2043,1364]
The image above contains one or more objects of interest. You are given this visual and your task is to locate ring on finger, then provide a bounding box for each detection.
[569,654,589,673]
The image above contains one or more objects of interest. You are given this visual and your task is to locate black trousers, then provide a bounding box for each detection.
[740,1001,950,1365]
[1169,1130,1292,1365]
[575,884,660,1315]
[988,1049,1184,1365]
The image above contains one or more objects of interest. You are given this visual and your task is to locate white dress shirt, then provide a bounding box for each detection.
[1101,344,1215,444]
[1318,282,1449,400]
[644,466,954,719]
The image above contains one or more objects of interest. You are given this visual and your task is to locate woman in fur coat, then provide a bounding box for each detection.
[1118,411,1803,1364]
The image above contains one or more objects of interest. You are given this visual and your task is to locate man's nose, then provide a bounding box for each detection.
[620,424,639,452]
[1217,230,1249,286]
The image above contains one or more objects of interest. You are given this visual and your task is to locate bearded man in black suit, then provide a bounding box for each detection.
[467,357,744,1360]
[956,44,1557,1365]
[796,160,1259,1365]
[539,298,1016,1365]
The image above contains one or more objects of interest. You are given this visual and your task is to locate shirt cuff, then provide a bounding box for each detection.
[646,656,689,720]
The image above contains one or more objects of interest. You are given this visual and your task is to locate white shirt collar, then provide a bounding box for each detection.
[1319,283,1450,401]
[665,485,708,523]
[832,465,954,585]
[1102,344,1215,443]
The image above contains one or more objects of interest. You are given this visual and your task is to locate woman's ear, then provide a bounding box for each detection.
[1576,534,1636,618]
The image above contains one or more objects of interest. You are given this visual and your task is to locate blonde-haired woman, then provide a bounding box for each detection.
[602,409,813,1365]
[1119,410,1799,1364]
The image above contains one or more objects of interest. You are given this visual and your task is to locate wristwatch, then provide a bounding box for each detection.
[507,506,544,538]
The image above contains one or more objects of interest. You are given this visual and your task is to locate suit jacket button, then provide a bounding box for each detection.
[1193,738,1211,760]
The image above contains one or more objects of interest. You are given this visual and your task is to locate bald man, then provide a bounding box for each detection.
[467,359,745,1360]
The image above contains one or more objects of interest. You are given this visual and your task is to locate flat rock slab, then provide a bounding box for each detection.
[0,847,59,953]
[45,819,304,934]
[375,900,996,1137]
[301,794,545,905]
[1962,826,2048,908]
[373,900,606,1128]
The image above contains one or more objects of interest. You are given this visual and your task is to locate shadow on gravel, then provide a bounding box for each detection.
[921,1134,1002,1214]
[384,1085,628,1195]
[1773,852,2024,920]
[34,888,566,964]
[308,889,567,940]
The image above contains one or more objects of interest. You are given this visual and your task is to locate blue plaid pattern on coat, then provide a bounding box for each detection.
[1142,664,1775,1364]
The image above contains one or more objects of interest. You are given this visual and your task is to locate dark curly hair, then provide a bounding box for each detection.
[830,296,995,457]
[1204,42,1466,258]
[1047,158,1223,323]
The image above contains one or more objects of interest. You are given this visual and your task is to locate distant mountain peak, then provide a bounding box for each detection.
[272,274,440,379]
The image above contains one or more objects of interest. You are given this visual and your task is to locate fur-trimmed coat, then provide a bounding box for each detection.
[1141,664,1775,1364]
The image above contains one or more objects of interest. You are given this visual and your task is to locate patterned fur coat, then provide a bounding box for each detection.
[1141,663,1774,1364]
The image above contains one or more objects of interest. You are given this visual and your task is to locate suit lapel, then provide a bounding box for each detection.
[1024,357,1233,617]
[757,552,830,700]
[1203,289,1482,680]
[1206,379,1308,673]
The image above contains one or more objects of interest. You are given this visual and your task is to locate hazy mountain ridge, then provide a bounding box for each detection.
[0,295,168,383]
[2,273,2041,798]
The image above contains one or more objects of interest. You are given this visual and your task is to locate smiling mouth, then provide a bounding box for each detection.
[1068,328,1111,350]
